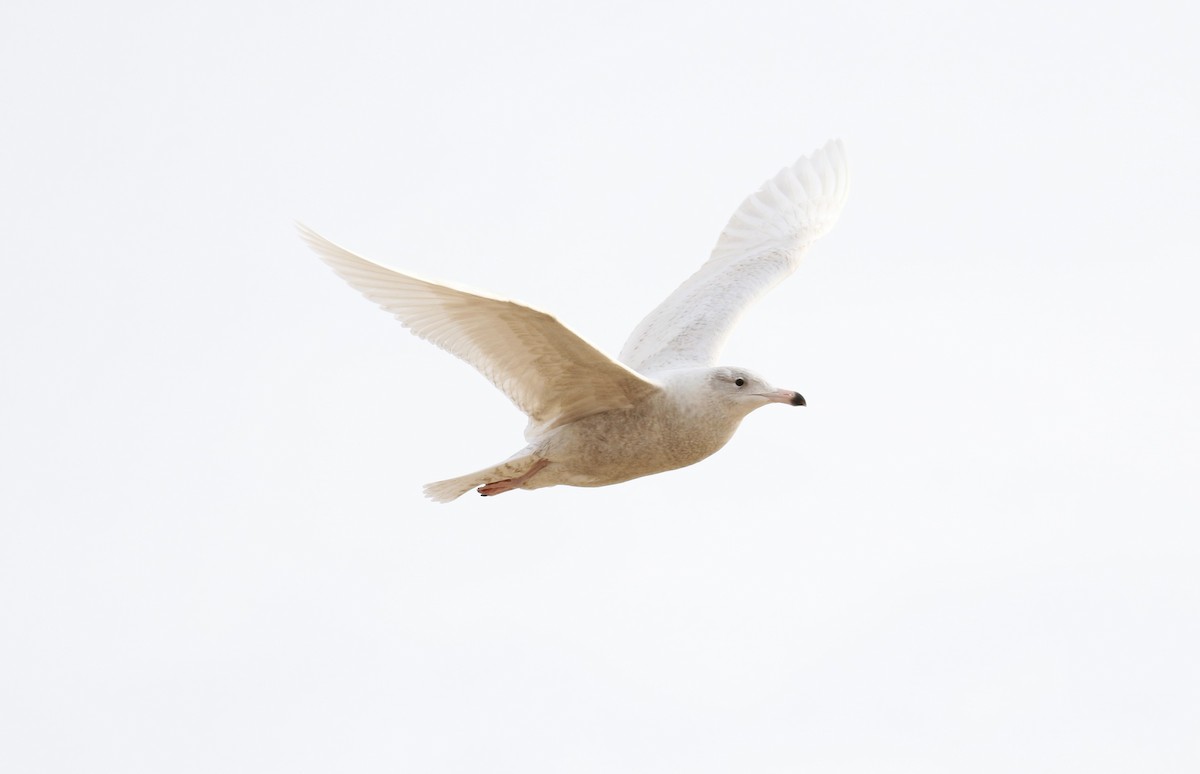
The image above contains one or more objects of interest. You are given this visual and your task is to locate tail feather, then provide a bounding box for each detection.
[423,454,540,503]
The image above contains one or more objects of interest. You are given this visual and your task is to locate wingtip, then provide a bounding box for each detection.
[295,222,330,260]
[818,137,847,165]
[294,221,330,251]
[814,138,850,203]
[295,223,367,274]
[294,220,314,238]
[786,138,850,215]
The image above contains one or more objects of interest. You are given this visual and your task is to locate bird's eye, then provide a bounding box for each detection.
[734,378,745,387]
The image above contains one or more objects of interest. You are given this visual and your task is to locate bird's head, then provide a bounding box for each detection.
[664,366,805,419]
[708,366,805,412]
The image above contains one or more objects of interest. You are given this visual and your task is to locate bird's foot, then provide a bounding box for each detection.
[478,458,550,497]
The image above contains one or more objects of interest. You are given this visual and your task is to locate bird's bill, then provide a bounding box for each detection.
[760,388,805,406]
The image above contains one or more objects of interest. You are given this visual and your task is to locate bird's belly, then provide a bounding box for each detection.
[539,406,737,488]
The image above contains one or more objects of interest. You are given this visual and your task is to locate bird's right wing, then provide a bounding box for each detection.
[619,140,849,373]
[300,225,661,437]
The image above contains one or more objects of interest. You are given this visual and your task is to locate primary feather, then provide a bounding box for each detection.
[299,225,661,438]
[619,139,849,373]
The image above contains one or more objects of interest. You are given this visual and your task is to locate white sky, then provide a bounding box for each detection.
[2,0,1198,771]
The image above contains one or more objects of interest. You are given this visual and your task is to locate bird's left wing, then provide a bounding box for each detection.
[619,139,849,373]
[300,225,661,437]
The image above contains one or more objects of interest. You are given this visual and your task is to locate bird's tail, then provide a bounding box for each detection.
[423,453,541,503]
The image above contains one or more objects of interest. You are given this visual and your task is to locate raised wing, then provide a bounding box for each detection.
[300,225,661,437]
[619,139,849,373]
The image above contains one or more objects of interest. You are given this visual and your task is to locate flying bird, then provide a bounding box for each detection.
[301,140,848,501]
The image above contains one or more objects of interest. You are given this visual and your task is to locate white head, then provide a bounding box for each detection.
[665,366,805,419]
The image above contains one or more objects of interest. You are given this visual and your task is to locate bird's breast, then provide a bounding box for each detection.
[539,394,743,486]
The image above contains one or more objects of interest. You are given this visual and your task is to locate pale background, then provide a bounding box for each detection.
[2,1,1198,772]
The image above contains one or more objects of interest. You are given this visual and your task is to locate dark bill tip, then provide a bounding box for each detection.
[791,392,806,407]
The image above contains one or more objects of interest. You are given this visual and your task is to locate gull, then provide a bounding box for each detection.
[300,140,848,502]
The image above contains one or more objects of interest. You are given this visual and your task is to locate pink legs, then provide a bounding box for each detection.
[478,458,550,497]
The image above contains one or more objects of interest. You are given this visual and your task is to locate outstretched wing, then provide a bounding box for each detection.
[619,139,849,374]
[300,225,661,437]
